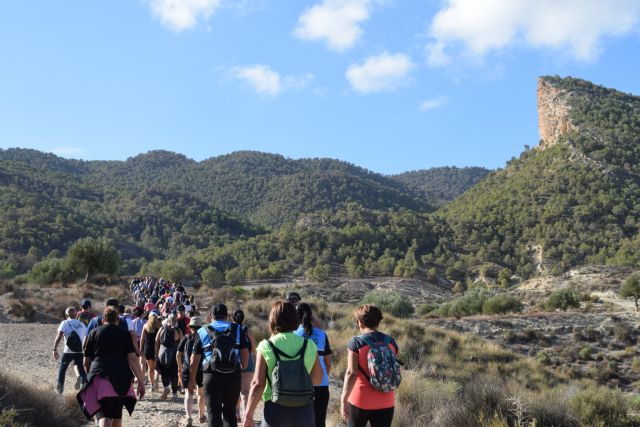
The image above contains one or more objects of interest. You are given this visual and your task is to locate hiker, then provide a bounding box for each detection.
[53,307,88,393]
[177,316,207,426]
[340,304,400,427]
[78,299,95,319]
[183,298,194,316]
[286,292,320,327]
[131,307,147,380]
[295,303,332,427]
[78,306,145,427]
[155,313,183,399]
[242,301,323,427]
[140,312,161,391]
[176,304,191,336]
[232,309,256,422]
[188,303,249,427]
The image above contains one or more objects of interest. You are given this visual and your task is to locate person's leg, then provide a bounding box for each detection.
[348,403,370,427]
[158,363,171,398]
[56,353,73,393]
[170,363,179,394]
[313,386,329,427]
[198,386,206,422]
[183,374,193,419]
[74,353,87,384]
[221,373,241,427]
[368,407,394,427]
[238,372,251,420]
[112,420,122,427]
[98,418,112,427]
[147,360,156,388]
[204,373,223,427]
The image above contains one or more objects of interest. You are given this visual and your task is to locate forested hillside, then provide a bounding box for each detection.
[391,166,491,206]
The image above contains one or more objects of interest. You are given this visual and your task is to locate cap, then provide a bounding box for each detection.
[286,292,301,304]
[189,316,204,327]
[81,299,91,309]
[212,303,228,317]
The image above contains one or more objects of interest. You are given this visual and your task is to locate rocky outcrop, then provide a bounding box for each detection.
[537,78,576,149]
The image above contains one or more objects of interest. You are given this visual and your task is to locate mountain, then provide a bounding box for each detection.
[391,166,492,206]
[440,76,640,277]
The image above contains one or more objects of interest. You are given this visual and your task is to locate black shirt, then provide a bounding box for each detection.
[84,324,136,396]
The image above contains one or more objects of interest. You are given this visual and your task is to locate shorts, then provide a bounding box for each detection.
[144,344,155,361]
[96,398,124,420]
[182,370,203,388]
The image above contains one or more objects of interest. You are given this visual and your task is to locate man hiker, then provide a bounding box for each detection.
[189,303,249,427]
[53,307,88,393]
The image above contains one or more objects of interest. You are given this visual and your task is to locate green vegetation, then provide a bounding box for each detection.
[545,288,581,311]
[361,291,415,318]
[392,166,491,206]
[620,274,640,311]
[433,288,524,317]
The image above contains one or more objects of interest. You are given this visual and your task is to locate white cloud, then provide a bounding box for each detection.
[51,146,84,157]
[232,65,314,97]
[294,0,371,51]
[346,52,414,93]
[427,0,640,65]
[149,0,221,31]
[419,96,448,112]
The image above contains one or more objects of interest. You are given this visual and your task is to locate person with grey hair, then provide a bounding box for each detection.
[155,313,183,399]
[53,306,88,393]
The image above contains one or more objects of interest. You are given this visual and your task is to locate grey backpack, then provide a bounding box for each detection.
[266,338,314,407]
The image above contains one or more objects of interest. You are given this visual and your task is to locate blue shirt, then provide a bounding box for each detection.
[294,325,332,386]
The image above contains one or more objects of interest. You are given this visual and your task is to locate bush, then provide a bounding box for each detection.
[225,267,245,285]
[436,288,492,317]
[201,266,224,287]
[569,386,629,427]
[545,288,581,311]
[362,291,414,318]
[417,303,439,316]
[481,294,523,315]
[160,259,191,283]
[306,264,330,283]
[27,258,70,286]
[578,346,592,360]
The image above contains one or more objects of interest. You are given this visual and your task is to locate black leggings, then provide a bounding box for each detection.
[348,403,394,427]
[314,386,329,427]
[203,372,241,427]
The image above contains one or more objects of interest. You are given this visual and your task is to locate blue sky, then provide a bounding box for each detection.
[1,0,639,174]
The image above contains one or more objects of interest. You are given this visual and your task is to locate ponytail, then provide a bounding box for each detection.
[297,303,313,337]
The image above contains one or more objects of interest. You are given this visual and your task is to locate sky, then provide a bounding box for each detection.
[0,0,639,175]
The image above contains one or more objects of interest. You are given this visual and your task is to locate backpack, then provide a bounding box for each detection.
[357,334,402,393]
[160,326,177,348]
[204,325,239,374]
[66,321,83,353]
[266,338,314,408]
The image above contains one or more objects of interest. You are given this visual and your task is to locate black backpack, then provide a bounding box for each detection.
[66,321,83,353]
[161,326,177,348]
[266,338,314,407]
[204,325,239,374]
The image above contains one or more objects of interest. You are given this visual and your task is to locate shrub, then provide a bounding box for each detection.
[578,346,592,360]
[482,294,523,315]
[201,266,224,287]
[569,386,629,427]
[27,257,69,286]
[160,259,191,283]
[306,264,330,283]
[362,291,414,318]
[620,274,640,311]
[417,303,440,316]
[225,267,245,285]
[436,288,492,317]
[545,288,581,311]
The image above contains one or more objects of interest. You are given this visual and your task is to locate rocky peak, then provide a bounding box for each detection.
[537,77,576,149]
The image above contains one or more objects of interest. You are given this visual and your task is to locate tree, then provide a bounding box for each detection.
[620,274,640,311]
[202,266,224,287]
[161,260,191,283]
[65,237,120,282]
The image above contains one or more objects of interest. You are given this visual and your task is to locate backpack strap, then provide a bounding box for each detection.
[265,338,308,388]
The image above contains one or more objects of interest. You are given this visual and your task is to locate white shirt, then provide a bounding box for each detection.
[57,319,87,353]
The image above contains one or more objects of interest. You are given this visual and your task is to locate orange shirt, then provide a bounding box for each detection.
[347,332,398,410]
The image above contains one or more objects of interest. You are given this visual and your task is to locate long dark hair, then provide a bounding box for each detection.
[297,303,313,337]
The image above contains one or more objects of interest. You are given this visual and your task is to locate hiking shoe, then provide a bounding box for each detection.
[198,414,206,424]
[151,382,158,392]
[74,376,82,390]
[161,387,170,400]
[183,416,192,427]
[173,392,179,400]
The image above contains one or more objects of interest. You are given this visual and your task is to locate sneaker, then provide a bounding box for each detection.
[161,387,170,400]
[173,392,179,400]
[183,417,193,427]
[74,376,82,390]
[198,414,207,424]
[152,382,158,392]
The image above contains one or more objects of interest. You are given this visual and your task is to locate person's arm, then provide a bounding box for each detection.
[139,329,147,354]
[240,348,249,370]
[310,355,323,385]
[324,355,331,375]
[128,351,146,399]
[242,352,267,427]
[155,327,163,357]
[52,331,64,360]
[341,351,359,422]
[130,330,139,355]
[248,330,256,353]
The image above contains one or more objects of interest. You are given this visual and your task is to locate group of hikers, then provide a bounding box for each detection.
[52,277,402,427]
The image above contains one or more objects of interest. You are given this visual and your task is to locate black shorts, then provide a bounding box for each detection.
[144,345,155,361]
[97,398,124,420]
[181,370,203,388]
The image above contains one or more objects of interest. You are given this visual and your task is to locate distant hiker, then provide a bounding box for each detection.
[78,299,95,319]
[140,312,161,391]
[87,299,137,354]
[340,304,401,427]
[295,303,332,427]
[242,301,323,427]
[53,307,88,394]
[78,306,145,427]
[176,304,191,336]
[156,313,183,399]
[132,307,147,380]
[285,292,321,327]
[183,298,194,316]
[177,316,207,426]
[232,309,256,422]
[189,303,250,427]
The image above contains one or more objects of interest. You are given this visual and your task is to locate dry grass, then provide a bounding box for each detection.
[0,370,85,427]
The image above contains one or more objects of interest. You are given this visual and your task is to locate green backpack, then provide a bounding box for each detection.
[266,338,314,407]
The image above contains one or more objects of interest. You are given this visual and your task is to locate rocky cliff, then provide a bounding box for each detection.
[537,77,576,149]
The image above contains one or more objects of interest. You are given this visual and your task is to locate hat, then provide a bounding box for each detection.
[81,299,91,309]
[212,303,228,317]
[189,316,204,327]
[286,292,301,304]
